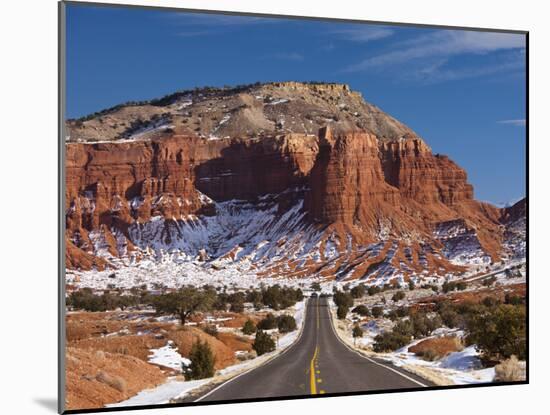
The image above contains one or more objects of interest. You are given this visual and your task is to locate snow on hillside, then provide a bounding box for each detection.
[148,340,191,373]
[108,299,307,407]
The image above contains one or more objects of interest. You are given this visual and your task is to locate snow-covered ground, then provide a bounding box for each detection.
[383,340,495,385]
[148,340,191,373]
[106,378,210,407]
[330,301,499,386]
[107,299,307,407]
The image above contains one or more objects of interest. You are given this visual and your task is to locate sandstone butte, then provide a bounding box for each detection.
[64,81,525,282]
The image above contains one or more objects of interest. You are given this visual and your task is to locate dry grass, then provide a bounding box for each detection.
[494,355,526,382]
[65,309,260,410]
[409,336,463,361]
[217,332,253,352]
[167,327,236,370]
[96,371,127,393]
[75,335,166,362]
[65,347,166,410]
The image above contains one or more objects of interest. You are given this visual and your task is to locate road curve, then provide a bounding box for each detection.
[192,296,431,402]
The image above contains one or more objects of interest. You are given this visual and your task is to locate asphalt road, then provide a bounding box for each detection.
[192,296,431,402]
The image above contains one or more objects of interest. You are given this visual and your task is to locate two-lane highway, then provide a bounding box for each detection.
[191,296,430,402]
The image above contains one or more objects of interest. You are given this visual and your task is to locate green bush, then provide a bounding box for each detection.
[373,331,410,352]
[409,312,442,338]
[184,340,216,379]
[337,305,349,320]
[253,330,276,356]
[277,315,297,333]
[504,294,524,305]
[261,285,303,310]
[333,291,354,308]
[368,286,382,296]
[352,324,364,339]
[466,304,526,360]
[392,291,406,302]
[310,282,321,292]
[350,285,366,299]
[352,305,370,316]
[408,280,416,291]
[393,319,414,337]
[371,306,384,318]
[242,319,256,335]
[257,313,277,330]
[440,308,460,328]
[396,306,409,318]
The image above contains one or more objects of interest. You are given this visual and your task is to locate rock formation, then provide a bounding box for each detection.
[65,82,525,283]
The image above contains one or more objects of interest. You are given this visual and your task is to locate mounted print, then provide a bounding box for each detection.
[59,1,528,413]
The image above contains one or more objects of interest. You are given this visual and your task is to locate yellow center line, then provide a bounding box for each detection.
[310,346,319,394]
[310,298,323,395]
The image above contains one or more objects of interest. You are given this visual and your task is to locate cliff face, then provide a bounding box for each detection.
[64,82,524,283]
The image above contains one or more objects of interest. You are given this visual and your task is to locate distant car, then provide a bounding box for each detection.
[310,293,318,298]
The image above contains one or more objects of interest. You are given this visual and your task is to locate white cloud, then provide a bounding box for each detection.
[332,27,393,43]
[267,52,304,61]
[344,30,525,72]
[403,56,524,83]
[169,13,278,27]
[498,119,526,127]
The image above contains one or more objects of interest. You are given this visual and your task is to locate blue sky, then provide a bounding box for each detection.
[66,3,526,205]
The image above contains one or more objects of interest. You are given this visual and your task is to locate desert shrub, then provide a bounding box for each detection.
[67,289,125,312]
[352,305,370,316]
[246,289,263,304]
[428,314,443,332]
[368,286,382,296]
[352,324,364,339]
[253,330,276,356]
[504,294,524,305]
[228,292,245,313]
[373,331,410,352]
[371,306,384,318]
[212,292,228,311]
[482,296,501,307]
[110,377,127,393]
[408,280,416,291]
[393,319,414,337]
[261,285,303,310]
[396,306,409,318]
[257,313,277,330]
[242,319,256,335]
[337,305,349,320]
[310,282,321,292]
[96,371,127,393]
[229,301,245,313]
[277,315,297,333]
[184,340,216,380]
[392,291,406,302]
[203,325,219,338]
[115,346,129,355]
[333,291,354,308]
[466,304,526,360]
[351,284,366,299]
[439,307,460,328]
[442,280,468,294]
[494,355,525,382]
[409,312,442,338]
[387,309,399,321]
